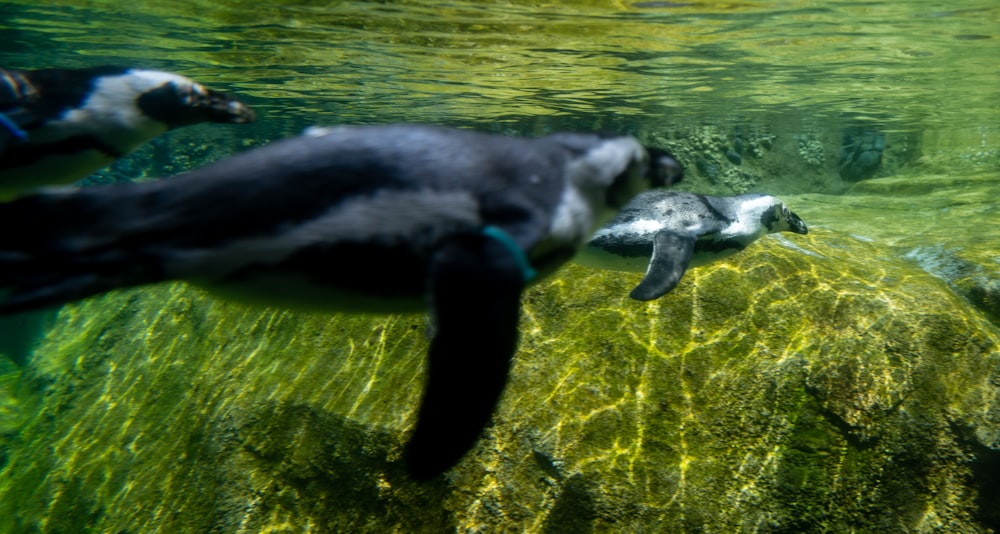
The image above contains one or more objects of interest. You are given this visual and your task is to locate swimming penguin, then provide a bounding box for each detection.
[577,191,807,301]
[0,65,255,198]
[0,124,682,479]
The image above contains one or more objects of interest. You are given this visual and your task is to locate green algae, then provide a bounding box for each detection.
[0,284,439,532]
[1,227,997,532]
[789,169,1000,327]
[480,233,999,532]
[0,367,41,439]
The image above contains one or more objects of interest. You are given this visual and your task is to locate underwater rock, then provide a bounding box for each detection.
[0,224,998,532]
[796,133,826,167]
[644,125,840,197]
[730,127,745,151]
[721,167,757,193]
[757,134,773,153]
[914,247,1000,327]
[838,127,886,181]
[790,170,1000,328]
[961,277,1000,325]
[694,155,720,183]
[725,127,744,165]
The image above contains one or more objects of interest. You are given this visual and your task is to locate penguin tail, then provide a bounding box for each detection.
[0,187,164,314]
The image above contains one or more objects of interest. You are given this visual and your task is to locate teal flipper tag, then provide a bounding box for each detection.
[0,112,27,141]
[481,225,537,283]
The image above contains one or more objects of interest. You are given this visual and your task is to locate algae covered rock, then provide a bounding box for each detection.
[0,228,998,532]
[466,231,1000,532]
[790,170,1000,327]
[0,284,443,532]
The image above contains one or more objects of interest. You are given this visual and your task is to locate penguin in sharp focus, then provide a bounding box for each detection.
[577,191,807,300]
[0,124,682,479]
[0,65,256,199]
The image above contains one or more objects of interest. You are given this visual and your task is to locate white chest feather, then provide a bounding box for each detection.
[726,195,774,236]
[34,72,171,152]
[548,185,596,246]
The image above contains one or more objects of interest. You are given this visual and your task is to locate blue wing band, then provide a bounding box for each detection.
[481,225,537,283]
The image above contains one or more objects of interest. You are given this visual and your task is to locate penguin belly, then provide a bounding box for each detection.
[195,246,432,315]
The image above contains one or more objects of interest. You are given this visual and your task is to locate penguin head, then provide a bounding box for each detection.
[758,196,808,235]
[647,149,684,187]
[603,145,683,211]
[9,67,256,133]
[132,70,256,128]
[779,203,808,235]
[0,66,257,195]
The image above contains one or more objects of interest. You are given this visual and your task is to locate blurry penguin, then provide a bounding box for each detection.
[0,65,255,198]
[0,124,682,479]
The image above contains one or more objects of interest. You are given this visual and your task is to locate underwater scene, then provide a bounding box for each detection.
[0,0,999,532]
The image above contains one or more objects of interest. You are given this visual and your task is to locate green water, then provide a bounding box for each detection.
[3,0,998,134]
[1,1,999,532]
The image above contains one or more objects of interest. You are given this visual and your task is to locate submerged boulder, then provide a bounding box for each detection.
[790,170,1000,328]
[0,228,998,532]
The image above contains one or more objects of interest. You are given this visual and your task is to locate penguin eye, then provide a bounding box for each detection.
[176,83,207,105]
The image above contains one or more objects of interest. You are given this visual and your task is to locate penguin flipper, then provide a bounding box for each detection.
[404,233,525,480]
[629,230,695,301]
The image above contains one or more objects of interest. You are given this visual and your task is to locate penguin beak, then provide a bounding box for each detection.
[187,86,256,124]
[138,80,256,128]
[787,210,808,234]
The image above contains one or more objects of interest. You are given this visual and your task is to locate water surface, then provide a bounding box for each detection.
[2,0,997,139]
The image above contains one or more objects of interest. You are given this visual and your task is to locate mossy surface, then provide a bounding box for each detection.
[789,170,1000,328]
[0,285,443,533]
[0,225,998,532]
